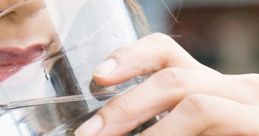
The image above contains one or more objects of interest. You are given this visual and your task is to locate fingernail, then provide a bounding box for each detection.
[94,58,118,77]
[74,115,103,136]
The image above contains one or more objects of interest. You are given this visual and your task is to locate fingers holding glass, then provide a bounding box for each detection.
[76,66,259,136]
[141,94,259,136]
[93,33,216,86]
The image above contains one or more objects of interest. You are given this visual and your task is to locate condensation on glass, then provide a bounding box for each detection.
[0,0,150,136]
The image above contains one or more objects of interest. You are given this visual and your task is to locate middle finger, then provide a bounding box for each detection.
[76,68,259,136]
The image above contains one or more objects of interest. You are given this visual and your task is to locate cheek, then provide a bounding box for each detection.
[23,10,56,40]
[0,0,18,10]
[0,9,57,48]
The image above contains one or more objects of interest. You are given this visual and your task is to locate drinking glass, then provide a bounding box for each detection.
[0,0,151,135]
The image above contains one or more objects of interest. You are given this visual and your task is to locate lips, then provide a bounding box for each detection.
[0,44,46,81]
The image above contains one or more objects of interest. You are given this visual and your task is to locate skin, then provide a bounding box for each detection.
[0,0,55,49]
[0,0,18,11]
[75,33,259,136]
[2,1,259,135]
[0,0,61,80]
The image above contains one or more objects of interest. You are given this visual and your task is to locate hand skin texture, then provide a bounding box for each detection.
[75,33,259,136]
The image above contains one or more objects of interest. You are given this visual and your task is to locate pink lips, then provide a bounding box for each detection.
[0,44,46,81]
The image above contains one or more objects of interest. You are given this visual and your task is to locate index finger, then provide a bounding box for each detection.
[93,33,213,86]
[75,68,188,136]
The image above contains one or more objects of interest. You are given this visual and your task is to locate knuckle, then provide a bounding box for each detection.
[110,46,136,59]
[143,33,176,48]
[148,33,172,41]
[179,94,211,115]
[243,74,259,89]
[234,74,259,104]
[153,68,187,88]
[101,96,132,119]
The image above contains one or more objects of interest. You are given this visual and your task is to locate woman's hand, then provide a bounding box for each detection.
[93,33,219,86]
[75,33,259,136]
[142,94,259,136]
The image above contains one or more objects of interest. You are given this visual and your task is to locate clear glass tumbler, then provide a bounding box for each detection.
[0,0,151,136]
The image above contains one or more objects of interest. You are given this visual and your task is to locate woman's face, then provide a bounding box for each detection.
[0,0,59,81]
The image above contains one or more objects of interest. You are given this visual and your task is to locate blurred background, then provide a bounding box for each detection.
[138,0,259,74]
